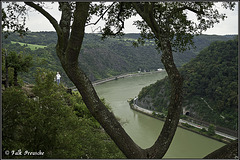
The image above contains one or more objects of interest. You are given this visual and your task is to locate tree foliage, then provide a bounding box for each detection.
[138,38,238,130]
[2,70,125,159]
[101,2,235,52]
[2,1,237,159]
[2,32,235,85]
[2,2,29,38]
[207,124,216,136]
[2,49,33,86]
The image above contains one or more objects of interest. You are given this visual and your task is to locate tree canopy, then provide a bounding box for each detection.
[138,38,238,130]
[2,1,237,159]
[2,2,29,38]
[2,32,234,86]
[101,2,235,52]
[2,69,125,159]
[2,49,33,87]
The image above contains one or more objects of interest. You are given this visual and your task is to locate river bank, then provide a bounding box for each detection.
[71,70,165,91]
[92,70,165,86]
[95,71,226,157]
[128,99,236,144]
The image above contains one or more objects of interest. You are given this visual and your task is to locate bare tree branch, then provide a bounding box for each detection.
[86,2,116,26]
[24,2,62,36]
[106,2,125,36]
[176,5,204,15]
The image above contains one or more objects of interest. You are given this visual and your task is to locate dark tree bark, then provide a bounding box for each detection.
[5,50,9,88]
[204,139,238,159]
[132,3,183,158]
[25,2,145,158]
[24,2,237,159]
[13,69,18,86]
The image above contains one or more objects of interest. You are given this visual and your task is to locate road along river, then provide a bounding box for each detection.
[94,71,225,158]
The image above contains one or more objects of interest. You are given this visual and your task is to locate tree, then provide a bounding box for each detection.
[2,49,9,88]
[207,124,216,136]
[2,2,29,38]
[2,70,125,159]
[3,2,237,158]
[4,50,33,86]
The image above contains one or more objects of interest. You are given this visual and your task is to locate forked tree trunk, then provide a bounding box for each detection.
[25,2,238,159]
[55,2,145,158]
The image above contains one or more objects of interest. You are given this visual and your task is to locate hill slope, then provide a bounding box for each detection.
[137,37,238,130]
[2,32,236,86]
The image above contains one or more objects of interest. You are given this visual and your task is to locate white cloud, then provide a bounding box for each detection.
[2,2,238,35]
[25,2,61,32]
[202,2,238,35]
[86,2,238,35]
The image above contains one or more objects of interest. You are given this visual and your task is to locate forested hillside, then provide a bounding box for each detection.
[2,32,236,86]
[2,70,125,159]
[138,37,238,130]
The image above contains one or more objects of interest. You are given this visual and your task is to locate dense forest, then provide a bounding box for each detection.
[2,32,236,86]
[138,37,238,130]
[2,69,125,159]
[2,1,238,158]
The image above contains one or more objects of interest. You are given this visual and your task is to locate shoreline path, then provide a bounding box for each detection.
[132,97,237,141]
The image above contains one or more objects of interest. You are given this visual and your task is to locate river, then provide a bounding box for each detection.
[94,71,225,158]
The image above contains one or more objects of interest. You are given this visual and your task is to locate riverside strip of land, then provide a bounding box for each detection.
[71,70,165,91]
[130,97,237,143]
[92,70,165,86]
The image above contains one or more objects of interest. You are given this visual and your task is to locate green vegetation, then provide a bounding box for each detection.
[138,38,238,130]
[2,2,237,158]
[2,42,67,86]
[2,49,33,87]
[152,111,166,119]
[179,122,232,143]
[2,69,125,159]
[207,124,216,136]
[2,32,235,86]
[11,41,47,50]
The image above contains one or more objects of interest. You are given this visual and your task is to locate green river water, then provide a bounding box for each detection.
[94,71,225,158]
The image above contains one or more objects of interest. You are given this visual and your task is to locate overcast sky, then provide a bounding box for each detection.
[2,2,239,35]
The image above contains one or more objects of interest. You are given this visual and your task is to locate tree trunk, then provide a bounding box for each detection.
[61,63,145,158]
[145,40,183,158]
[25,2,181,158]
[55,2,145,158]
[204,139,238,159]
[25,2,237,159]
[132,3,183,158]
[13,69,18,86]
[5,50,9,88]
[5,67,9,88]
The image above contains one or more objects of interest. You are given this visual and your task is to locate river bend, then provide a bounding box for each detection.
[95,71,224,158]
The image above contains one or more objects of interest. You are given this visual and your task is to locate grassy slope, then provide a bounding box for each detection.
[11,41,47,50]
